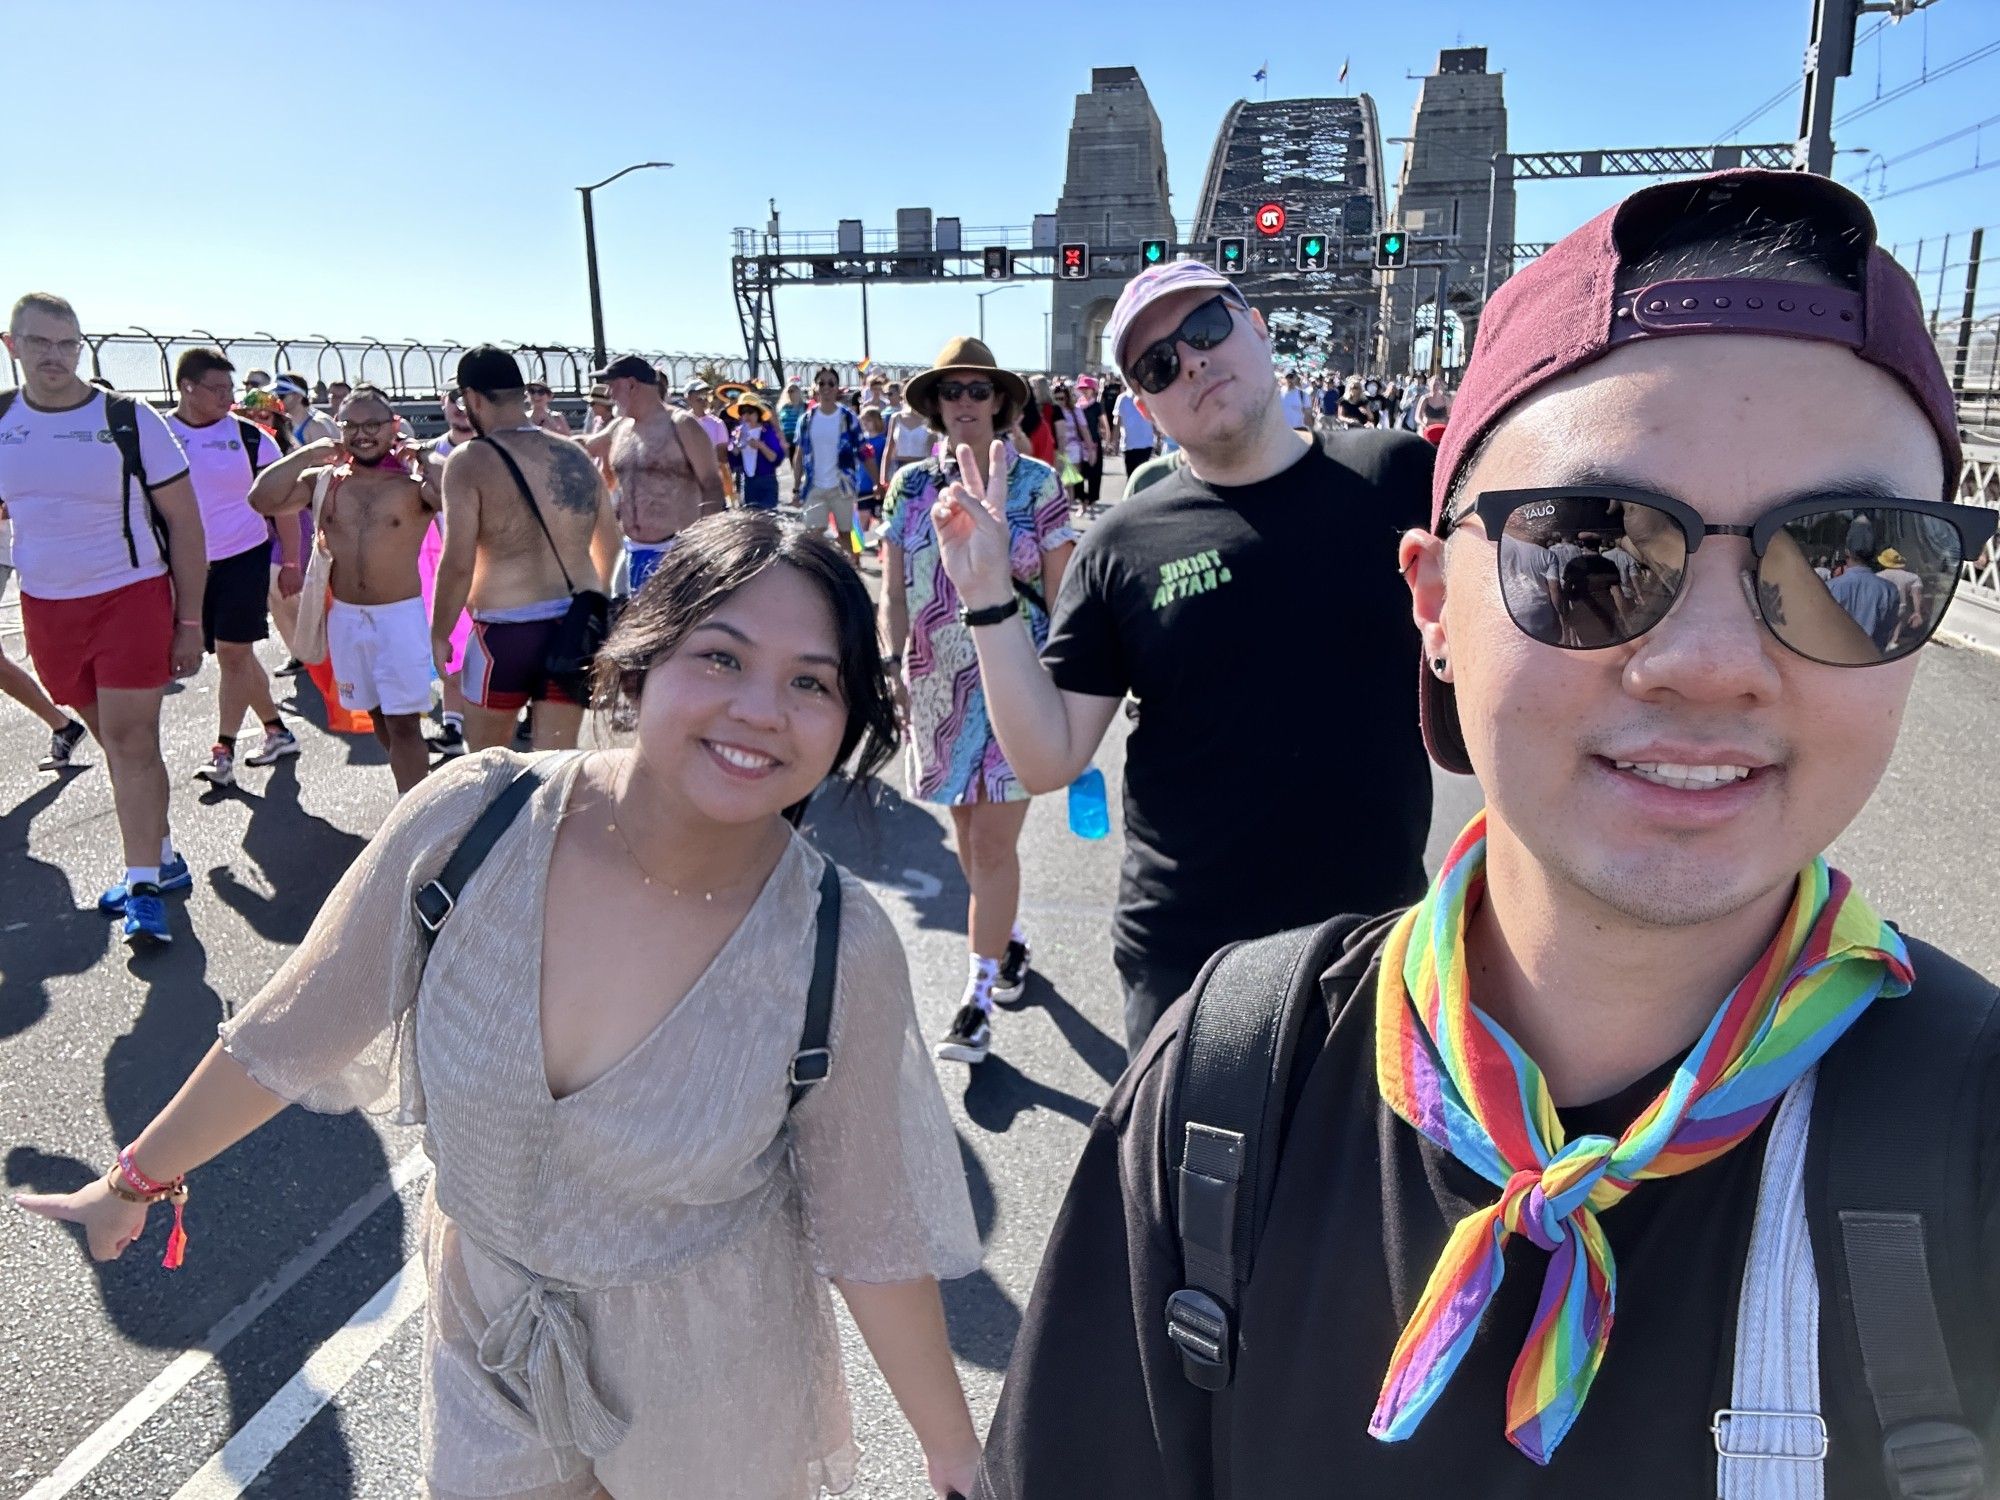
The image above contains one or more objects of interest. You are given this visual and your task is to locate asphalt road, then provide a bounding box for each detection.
[3,491,1998,1498]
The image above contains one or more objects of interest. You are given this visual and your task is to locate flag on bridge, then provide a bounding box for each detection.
[1253,63,1267,82]
[1338,57,1350,83]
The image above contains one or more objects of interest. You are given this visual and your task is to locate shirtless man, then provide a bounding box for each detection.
[576,354,724,595]
[248,385,439,793]
[525,380,573,437]
[430,345,620,753]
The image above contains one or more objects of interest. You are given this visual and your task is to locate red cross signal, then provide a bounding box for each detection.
[1059,242,1089,279]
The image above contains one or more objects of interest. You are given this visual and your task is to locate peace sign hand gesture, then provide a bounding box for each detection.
[930,441,1014,612]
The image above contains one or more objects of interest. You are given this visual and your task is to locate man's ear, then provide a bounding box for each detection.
[1401,529,1452,679]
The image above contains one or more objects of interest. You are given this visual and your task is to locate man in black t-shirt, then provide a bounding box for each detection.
[973,172,1999,1500]
[929,259,1434,1055]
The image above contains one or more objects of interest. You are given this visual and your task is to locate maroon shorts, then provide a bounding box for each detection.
[21,574,174,709]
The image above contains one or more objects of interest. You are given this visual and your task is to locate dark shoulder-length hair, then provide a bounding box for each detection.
[591,512,898,823]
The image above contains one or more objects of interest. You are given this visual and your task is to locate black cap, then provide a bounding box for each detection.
[456,344,525,396]
[590,354,659,385]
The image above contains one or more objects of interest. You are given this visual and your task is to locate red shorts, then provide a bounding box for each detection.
[21,573,174,709]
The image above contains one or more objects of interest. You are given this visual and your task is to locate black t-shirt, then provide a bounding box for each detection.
[1041,432,1434,968]
[975,922,2000,1500]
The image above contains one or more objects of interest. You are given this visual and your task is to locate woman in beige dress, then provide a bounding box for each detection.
[16,514,986,1499]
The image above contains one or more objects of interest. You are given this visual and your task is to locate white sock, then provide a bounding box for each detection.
[127,865,161,890]
[442,711,464,731]
[159,837,174,866]
[965,954,1000,1014]
[1010,922,1027,947]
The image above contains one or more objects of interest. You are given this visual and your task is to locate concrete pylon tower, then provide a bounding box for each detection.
[1052,68,1172,375]
[1384,47,1514,375]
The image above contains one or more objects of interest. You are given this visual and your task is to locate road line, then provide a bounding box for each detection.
[167,1252,427,1500]
[19,1147,431,1500]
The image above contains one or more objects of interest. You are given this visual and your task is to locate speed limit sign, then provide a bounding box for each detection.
[1255,202,1287,237]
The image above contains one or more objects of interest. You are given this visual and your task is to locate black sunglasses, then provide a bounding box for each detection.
[1128,293,1241,395]
[936,379,995,403]
[1449,485,1999,667]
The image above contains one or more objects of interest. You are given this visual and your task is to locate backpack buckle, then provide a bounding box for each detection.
[1880,1420,1987,1500]
[412,879,455,933]
[788,1047,831,1089]
[1164,1288,1232,1392]
[1710,1408,1828,1461]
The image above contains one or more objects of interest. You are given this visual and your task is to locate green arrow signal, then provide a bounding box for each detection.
[1304,238,1323,256]
[1143,240,1165,264]
[1383,234,1404,254]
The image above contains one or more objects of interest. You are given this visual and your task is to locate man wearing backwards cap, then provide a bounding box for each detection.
[974,171,1999,1499]
[933,256,1436,1057]
[576,354,725,593]
[429,345,620,752]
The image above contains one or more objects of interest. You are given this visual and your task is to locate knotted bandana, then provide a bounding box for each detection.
[1369,812,1912,1464]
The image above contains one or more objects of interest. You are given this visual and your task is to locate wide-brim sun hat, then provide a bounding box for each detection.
[728,392,769,418]
[904,336,1030,419]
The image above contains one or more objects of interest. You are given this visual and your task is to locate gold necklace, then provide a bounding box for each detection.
[605,806,720,900]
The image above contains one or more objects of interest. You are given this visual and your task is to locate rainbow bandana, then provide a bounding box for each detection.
[1369,811,1912,1464]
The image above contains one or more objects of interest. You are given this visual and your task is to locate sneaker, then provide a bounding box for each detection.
[275,656,304,677]
[193,744,236,786]
[242,726,300,766]
[38,718,87,771]
[991,938,1032,1003]
[99,854,194,914]
[934,1003,993,1064]
[432,722,467,758]
[121,884,171,948]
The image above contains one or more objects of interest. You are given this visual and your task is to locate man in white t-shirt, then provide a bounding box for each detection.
[684,381,732,502]
[0,292,209,947]
[1113,384,1154,471]
[1278,371,1308,430]
[166,348,300,787]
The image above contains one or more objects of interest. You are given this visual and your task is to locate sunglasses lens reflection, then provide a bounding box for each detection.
[1760,506,1964,665]
[1496,495,1685,650]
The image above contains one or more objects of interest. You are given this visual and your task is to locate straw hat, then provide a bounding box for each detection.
[904,336,1029,419]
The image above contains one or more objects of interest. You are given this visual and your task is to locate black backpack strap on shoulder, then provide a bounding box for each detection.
[104,393,160,570]
[0,388,16,422]
[788,860,842,1109]
[237,417,270,476]
[1808,936,2000,1500]
[411,764,549,941]
[1163,911,1374,1391]
[476,435,577,595]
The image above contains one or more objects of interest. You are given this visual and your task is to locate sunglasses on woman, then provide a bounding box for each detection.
[1448,485,1998,667]
[1128,293,1244,395]
[936,380,994,403]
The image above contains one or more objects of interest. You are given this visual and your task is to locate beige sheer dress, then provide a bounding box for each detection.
[219,749,981,1499]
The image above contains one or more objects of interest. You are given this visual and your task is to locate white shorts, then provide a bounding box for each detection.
[326,596,432,717]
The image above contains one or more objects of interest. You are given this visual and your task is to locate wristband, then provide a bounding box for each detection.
[958,597,1019,628]
[116,1147,191,1270]
[882,653,903,669]
[175,618,201,628]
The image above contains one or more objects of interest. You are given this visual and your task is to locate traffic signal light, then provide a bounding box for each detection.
[1216,235,1247,275]
[1140,238,1169,268]
[1059,242,1089,280]
[983,245,1011,281]
[1346,194,1374,239]
[1295,232,1329,271]
[1375,230,1408,270]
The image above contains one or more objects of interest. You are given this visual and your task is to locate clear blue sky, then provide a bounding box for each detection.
[3,0,1994,377]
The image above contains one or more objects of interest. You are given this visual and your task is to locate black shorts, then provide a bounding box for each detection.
[203,542,271,651]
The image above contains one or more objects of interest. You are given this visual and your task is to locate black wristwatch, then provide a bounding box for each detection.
[959,597,1020,628]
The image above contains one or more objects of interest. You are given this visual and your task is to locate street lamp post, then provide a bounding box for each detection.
[976,283,1021,344]
[579,161,673,370]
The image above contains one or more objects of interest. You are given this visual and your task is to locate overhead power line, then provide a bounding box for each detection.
[1709,16,1892,145]
[1871,155,2000,202]
[1876,111,2000,169]
[1837,38,2000,126]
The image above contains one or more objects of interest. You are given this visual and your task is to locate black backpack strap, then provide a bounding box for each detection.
[104,393,161,570]
[788,860,842,1109]
[476,435,577,595]
[411,764,549,940]
[1808,935,2000,1500]
[237,417,270,477]
[0,388,16,422]
[1163,911,1378,1390]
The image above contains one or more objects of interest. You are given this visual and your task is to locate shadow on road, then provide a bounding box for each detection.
[941,1134,1020,1372]
[998,973,1124,1089]
[0,774,110,1039]
[7,785,400,1499]
[206,759,369,951]
[804,779,964,932]
[959,1054,1099,1132]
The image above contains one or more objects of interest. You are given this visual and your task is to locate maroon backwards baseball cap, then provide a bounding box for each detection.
[1420,168,1961,776]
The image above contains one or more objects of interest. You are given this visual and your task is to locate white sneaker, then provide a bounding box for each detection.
[934,1003,993,1064]
[242,726,301,766]
[194,744,236,786]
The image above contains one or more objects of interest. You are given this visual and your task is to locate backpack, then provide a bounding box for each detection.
[236,417,271,480]
[409,763,838,1108]
[1163,913,1998,1499]
[0,386,167,570]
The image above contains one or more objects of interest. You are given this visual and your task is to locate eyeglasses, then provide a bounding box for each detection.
[340,417,396,437]
[1449,485,2000,666]
[936,380,994,403]
[444,388,465,404]
[16,334,82,360]
[1128,293,1241,395]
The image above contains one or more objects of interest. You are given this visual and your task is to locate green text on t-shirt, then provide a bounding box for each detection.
[1153,547,1233,610]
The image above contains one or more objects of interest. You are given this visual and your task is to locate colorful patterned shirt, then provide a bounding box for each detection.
[881,447,1076,804]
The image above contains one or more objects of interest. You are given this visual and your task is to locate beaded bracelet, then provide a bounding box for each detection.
[113,1147,190,1270]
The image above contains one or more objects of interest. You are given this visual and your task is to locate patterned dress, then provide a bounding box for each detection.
[881,447,1075,805]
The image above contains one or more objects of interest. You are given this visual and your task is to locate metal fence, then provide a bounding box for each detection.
[1957,439,2000,607]
[4,331,923,404]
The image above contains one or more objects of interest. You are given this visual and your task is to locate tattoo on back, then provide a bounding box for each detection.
[548,444,601,516]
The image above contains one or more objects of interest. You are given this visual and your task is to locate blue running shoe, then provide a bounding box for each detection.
[98,854,194,915]
[121,885,172,947]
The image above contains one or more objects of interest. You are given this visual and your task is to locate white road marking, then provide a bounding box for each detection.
[19,1147,431,1500]
[872,867,943,901]
[167,1252,427,1500]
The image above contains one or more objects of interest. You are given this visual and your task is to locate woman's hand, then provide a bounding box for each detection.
[926,1438,982,1498]
[933,441,1014,611]
[14,1176,152,1261]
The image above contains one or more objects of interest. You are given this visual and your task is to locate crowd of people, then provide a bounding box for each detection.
[6,164,1999,1500]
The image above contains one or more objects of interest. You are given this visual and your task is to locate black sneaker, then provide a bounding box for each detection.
[432,722,467,758]
[934,1003,992,1064]
[276,656,304,677]
[38,718,87,771]
[991,938,1031,1003]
